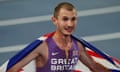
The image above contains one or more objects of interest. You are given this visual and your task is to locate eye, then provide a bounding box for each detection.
[71,17,76,21]
[62,17,69,21]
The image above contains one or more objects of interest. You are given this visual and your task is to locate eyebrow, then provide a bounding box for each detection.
[62,16,77,20]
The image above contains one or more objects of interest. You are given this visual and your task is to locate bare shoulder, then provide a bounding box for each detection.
[35,41,48,55]
[76,40,85,51]
[35,41,49,67]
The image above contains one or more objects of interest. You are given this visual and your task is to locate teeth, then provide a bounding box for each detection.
[65,28,73,32]
[65,27,73,29]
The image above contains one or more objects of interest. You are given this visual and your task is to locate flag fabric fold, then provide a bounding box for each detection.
[0,32,120,72]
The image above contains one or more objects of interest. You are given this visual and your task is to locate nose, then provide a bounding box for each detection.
[67,20,74,27]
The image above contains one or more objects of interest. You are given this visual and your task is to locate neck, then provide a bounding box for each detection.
[53,31,72,59]
[53,31,72,43]
[53,31,72,50]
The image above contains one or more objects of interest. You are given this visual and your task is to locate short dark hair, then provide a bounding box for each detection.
[53,2,76,18]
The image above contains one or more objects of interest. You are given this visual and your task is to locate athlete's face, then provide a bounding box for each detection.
[52,8,77,36]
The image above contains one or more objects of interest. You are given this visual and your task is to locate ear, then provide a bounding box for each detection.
[52,16,57,25]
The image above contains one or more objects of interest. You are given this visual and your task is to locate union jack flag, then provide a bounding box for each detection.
[0,32,120,72]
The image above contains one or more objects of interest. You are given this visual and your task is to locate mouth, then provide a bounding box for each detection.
[64,27,74,33]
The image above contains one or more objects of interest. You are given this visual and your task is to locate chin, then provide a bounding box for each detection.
[64,32,73,36]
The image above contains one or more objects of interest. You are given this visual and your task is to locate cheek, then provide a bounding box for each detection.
[74,21,77,26]
[75,23,77,26]
[55,21,63,29]
[57,21,65,27]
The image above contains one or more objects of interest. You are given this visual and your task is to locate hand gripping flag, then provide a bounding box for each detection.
[0,32,120,72]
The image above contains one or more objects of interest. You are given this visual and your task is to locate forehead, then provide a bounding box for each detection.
[58,8,77,17]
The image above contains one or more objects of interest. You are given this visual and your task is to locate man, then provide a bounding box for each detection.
[7,2,110,72]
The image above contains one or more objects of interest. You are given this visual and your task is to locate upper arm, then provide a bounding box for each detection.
[77,41,110,72]
[77,41,95,67]
[7,41,47,72]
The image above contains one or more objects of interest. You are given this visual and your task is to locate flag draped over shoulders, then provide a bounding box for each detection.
[0,32,120,72]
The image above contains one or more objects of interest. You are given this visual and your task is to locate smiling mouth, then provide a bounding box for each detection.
[65,27,73,32]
